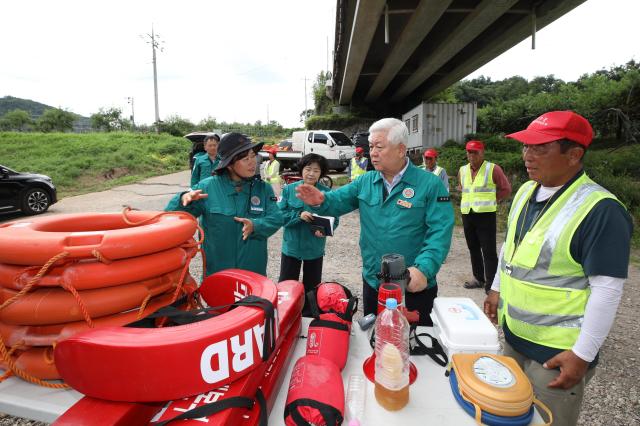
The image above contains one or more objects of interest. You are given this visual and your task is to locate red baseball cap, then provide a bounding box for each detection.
[423,148,438,158]
[506,111,593,147]
[355,147,364,154]
[466,140,484,151]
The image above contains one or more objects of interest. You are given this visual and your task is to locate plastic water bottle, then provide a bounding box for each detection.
[345,374,366,426]
[374,298,410,411]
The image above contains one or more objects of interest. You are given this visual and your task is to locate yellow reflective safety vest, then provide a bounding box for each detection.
[265,160,282,184]
[432,165,444,178]
[459,161,496,214]
[498,174,619,349]
[350,157,367,180]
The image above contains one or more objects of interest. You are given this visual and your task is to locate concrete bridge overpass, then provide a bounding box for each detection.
[330,0,587,114]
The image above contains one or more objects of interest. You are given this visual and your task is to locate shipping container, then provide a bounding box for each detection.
[402,102,477,152]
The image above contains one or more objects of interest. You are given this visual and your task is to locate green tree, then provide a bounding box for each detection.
[158,115,196,137]
[313,71,333,115]
[90,107,131,132]
[0,109,33,131]
[429,86,457,102]
[198,116,219,130]
[35,108,75,132]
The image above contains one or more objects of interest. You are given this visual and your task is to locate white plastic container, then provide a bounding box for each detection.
[430,297,500,359]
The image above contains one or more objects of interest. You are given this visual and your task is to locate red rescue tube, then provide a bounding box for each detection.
[0,268,185,325]
[54,269,279,402]
[0,246,195,291]
[0,211,197,265]
[0,278,197,347]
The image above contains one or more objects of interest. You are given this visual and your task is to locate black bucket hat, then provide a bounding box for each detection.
[215,133,264,171]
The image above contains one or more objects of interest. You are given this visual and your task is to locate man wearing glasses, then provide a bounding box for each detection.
[458,140,512,293]
[483,111,633,426]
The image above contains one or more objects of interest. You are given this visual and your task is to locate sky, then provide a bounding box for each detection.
[1,0,638,129]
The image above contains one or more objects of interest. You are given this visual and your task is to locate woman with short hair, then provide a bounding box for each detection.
[278,153,338,315]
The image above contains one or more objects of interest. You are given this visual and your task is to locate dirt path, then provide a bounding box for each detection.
[1,174,638,425]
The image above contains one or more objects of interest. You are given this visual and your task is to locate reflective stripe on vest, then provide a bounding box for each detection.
[433,165,444,178]
[265,160,282,184]
[459,161,496,214]
[350,157,367,180]
[498,174,619,349]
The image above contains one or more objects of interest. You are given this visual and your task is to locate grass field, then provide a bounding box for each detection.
[0,132,189,198]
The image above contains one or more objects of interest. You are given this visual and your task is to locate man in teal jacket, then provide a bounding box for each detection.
[167,133,282,276]
[190,133,220,187]
[296,118,454,325]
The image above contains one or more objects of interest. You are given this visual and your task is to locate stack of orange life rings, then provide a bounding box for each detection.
[0,208,200,388]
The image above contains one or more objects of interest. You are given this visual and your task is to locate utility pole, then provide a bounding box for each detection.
[127,97,135,128]
[326,36,329,73]
[143,25,163,132]
[303,76,310,120]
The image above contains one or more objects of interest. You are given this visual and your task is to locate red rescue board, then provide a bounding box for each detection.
[53,279,303,425]
[54,270,279,402]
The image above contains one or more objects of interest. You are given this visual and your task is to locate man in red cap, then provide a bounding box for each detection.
[347,146,369,182]
[458,140,511,293]
[484,111,632,426]
[420,148,449,192]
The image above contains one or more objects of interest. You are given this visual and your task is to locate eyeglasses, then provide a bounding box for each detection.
[522,142,558,155]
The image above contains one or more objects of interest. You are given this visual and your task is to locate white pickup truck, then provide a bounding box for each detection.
[260,130,355,172]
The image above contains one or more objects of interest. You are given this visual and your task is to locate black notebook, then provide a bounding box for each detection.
[308,214,335,237]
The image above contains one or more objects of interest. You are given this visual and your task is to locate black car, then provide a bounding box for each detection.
[0,165,57,215]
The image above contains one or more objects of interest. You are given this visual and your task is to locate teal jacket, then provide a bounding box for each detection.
[166,174,283,276]
[191,154,220,187]
[312,162,454,289]
[278,180,339,260]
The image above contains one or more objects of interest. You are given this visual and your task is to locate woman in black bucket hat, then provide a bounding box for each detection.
[166,133,283,276]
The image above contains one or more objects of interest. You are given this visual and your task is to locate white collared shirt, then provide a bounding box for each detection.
[382,158,409,195]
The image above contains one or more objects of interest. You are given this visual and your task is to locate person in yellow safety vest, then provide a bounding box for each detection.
[348,146,368,181]
[420,148,449,192]
[484,111,632,426]
[264,148,282,198]
[458,140,511,293]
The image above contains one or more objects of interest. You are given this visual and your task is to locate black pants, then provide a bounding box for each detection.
[461,211,498,292]
[363,280,438,326]
[279,253,323,317]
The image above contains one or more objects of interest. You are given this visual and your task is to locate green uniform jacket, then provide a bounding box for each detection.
[313,162,454,289]
[191,154,220,187]
[166,174,283,276]
[278,180,339,260]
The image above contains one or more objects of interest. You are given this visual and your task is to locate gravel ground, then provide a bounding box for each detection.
[2,210,638,425]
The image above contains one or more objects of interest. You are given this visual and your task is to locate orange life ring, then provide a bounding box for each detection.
[1,346,58,380]
[0,282,197,348]
[0,268,186,325]
[0,245,196,291]
[55,269,279,402]
[0,211,197,265]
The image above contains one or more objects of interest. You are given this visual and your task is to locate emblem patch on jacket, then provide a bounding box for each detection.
[402,188,415,199]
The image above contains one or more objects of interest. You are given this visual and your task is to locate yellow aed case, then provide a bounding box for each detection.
[451,353,552,425]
